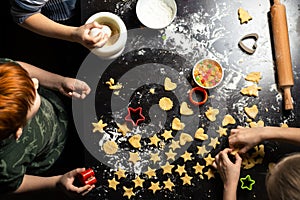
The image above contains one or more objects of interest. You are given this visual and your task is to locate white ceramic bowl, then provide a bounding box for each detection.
[85,12,127,59]
[136,0,177,29]
[192,58,224,89]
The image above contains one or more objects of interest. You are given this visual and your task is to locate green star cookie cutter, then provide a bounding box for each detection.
[240,175,255,190]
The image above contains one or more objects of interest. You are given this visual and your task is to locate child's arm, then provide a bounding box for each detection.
[229,126,300,154]
[15,168,94,196]
[17,61,91,99]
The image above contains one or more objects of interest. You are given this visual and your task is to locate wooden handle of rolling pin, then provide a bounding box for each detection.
[271,0,294,110]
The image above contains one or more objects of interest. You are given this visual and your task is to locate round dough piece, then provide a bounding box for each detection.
[103,140,119,155]
[159,97,173,111]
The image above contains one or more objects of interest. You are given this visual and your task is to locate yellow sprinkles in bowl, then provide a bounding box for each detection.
[193,59,223,89]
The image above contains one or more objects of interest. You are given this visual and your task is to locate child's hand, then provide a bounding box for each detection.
[72,21,111,49]
[229,126,263,154]
[59,77,91,99]
[212,148,242,190]
[57,168,95,197]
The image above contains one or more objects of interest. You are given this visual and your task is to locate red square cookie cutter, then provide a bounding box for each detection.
[77,168,97,185]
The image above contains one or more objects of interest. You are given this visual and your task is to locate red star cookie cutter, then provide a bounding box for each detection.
[125,107,145,126]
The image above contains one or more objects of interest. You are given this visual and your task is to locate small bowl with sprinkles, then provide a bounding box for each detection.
[192,58,224,89]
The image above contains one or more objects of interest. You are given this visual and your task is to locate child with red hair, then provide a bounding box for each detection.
[0,58,93,198]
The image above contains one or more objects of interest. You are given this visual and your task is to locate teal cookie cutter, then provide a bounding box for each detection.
[240,175,255,190]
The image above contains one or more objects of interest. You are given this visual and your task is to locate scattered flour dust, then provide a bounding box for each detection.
[137,0,174,29]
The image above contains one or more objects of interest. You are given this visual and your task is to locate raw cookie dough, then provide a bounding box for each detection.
[238,8,252,24]
[129,134,142,149]
[180,102,194,115]
[205,107,219,122]
[245,72,262,83]
[103,140,118,154]
[244,105,259,119]
[241,85,262,97]
[179,132,193,146]
[159,97,173,111]
[164,77,177,91]
[222,114,236,126]
[172,117,185,130]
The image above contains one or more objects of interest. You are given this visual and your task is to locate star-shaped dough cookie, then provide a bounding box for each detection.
[128,152,140,164]
[92,119,107,133]
[117,122,131,136]
[115,168,126,180]
[132,176,145,188]
[175,164,187,176]
[204,154,215,166]
[216,127,227,137]
[165,149,177,161]
[144,167,156,178]
[161,162,174,175]
[204,168,215,180]
[197,145,209,157]
[193,162,205,174]
[149,134,160,146]
[148,181,161,194]
[123,186,135,199]
[181,151,193,162]
[181,173,193,185]
[108,177,119,190]
[163,178,175,191]
[150,152,161,164]
[161,130,173,140]
[208,137,220,149]
[169,140,180,151]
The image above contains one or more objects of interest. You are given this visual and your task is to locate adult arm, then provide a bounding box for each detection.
[17,61,91,99]
[21,13,109,49]
[229,126,300,154]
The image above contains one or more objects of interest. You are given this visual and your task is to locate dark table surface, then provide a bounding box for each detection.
[77,0,300,199]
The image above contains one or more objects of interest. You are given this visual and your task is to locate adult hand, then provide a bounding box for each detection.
[212,148,242,190]
[59,77,91,99]
[57,168,95,197]
[72,21,110,49]
[229,126,263,154]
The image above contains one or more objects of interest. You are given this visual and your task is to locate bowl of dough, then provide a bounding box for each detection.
[86,12,127,59]
[192,58,224,89]
[136,0,177,29]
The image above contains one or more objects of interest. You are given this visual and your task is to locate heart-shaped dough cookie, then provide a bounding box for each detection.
[179,133,193,146]
[180,102,194,115]
[244,105,258,119]
[164,77,177,91]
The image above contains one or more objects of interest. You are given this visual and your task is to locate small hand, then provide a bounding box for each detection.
[229,126,263,154]
[57,168,95,197]
[60,77,91,99]
[212,148,242,189]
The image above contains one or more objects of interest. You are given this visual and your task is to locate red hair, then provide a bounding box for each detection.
[0,62,36,140]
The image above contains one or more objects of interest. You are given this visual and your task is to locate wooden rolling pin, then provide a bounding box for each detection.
[271,0,294,110]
